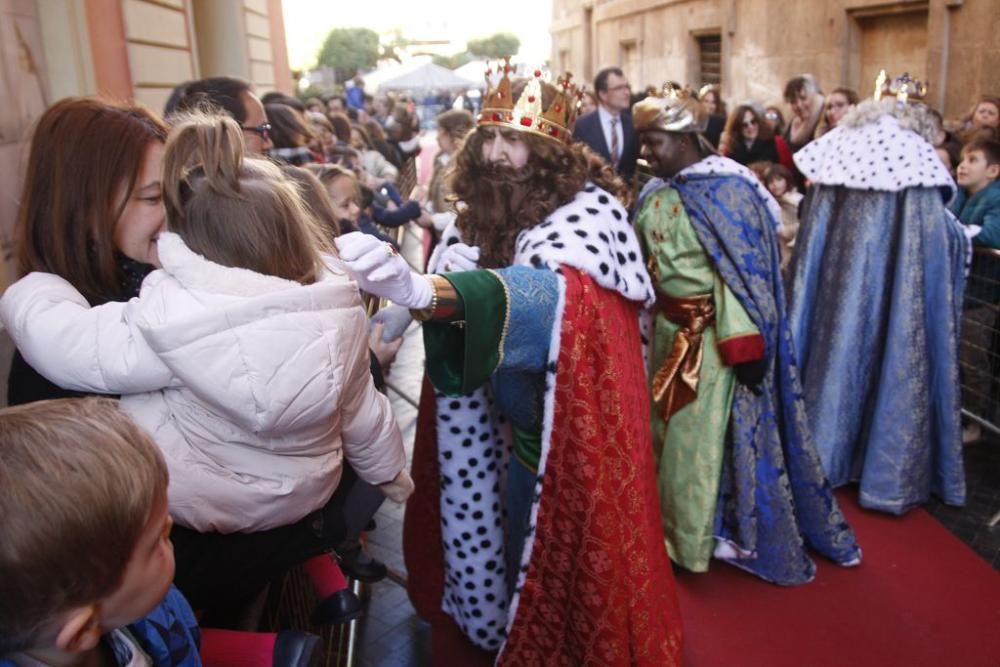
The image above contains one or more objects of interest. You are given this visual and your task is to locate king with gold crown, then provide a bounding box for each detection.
[786,72,969,515]
[335,60,683,665]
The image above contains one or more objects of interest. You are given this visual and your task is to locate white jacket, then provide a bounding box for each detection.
[0,233,406,533]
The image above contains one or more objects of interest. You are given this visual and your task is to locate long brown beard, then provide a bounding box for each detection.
[455,162,543,268]
[451,130,629,268]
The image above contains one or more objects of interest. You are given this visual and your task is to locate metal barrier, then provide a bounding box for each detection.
[262,568,361,667]
[959,246,1000,436]
[959,246,1000,528]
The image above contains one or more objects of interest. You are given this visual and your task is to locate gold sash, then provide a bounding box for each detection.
[651,293,716,432]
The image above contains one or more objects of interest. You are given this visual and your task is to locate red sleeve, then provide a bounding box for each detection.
[718,333,765,366]
[775,135,795,171]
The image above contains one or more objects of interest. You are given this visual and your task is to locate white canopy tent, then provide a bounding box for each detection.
[377,62,480,93]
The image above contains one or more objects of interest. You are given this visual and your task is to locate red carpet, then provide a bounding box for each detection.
[676,491,1000,666]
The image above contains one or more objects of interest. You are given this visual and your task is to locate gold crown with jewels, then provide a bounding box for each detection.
[873,70,928,104]
[477,57,583,144]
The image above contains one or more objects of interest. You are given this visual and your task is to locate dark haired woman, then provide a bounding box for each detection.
[265,102,315,165]
[722,103,794,170]
[5,96,339,662]
[783,74,825,152]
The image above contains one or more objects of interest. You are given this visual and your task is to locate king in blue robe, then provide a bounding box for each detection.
[786,101,968,514]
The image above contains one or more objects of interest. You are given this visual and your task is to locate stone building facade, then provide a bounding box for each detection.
[551,0,999,119]
[0,0,293,285]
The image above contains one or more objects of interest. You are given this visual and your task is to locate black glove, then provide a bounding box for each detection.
[734,359,768,391]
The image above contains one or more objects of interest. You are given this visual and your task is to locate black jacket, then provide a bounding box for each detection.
[573,109,639,180]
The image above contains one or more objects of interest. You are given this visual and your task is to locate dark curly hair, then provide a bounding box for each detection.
[450,81,628,268]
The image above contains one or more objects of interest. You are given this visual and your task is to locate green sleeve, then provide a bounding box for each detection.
[714,275,764,365]
[714,277,758,341]
[423,270,509,396]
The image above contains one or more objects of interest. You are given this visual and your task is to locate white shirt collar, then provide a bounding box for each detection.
[597,105,621,126]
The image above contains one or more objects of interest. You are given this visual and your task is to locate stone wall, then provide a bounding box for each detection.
[0,0,294,285]
[552,0,1000,119]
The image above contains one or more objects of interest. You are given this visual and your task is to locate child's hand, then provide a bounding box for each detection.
[368,322,403,371]
[415,210,435,229]
[380,468,415,503]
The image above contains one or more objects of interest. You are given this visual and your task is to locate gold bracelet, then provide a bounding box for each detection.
[411,275,437,321]
[411,275,462,321]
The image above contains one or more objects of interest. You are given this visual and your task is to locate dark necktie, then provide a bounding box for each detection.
[610,116,621,167]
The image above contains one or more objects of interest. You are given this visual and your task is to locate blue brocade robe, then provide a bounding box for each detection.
[643,164,862,585]
[786,110,967,514]
[786,184,967,513]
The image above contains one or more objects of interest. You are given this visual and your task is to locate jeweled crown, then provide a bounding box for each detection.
[477,57,582,144]
[873,70,928,104]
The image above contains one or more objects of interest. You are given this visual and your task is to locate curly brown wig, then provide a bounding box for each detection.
[450,81,628,268]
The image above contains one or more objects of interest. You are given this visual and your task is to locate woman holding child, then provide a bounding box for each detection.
[3,98,412,629]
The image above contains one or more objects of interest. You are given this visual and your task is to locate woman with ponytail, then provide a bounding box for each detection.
[1,110,413,623]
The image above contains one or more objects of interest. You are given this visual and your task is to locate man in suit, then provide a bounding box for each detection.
[573,67,639,180]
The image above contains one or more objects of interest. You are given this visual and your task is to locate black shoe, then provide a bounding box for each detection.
[336,547,387,583]
[272,630,321,667]
[311,588,364,625]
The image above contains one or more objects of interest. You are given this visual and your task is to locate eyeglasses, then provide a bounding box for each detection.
[742,119,759,128]
[607,83,632,93]
[241,122,272,139]
[764,110,780,121]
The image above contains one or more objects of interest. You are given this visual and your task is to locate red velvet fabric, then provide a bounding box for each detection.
[200,629,275,667]
[718,332,766,366]
[500,268,683,666]
[301,555,347,598]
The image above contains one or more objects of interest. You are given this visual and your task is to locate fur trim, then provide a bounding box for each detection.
[514,184,654,306]
[794,111,955,197]
[841,98,937,144]
[433,384,511,649]
[433,184,654,306]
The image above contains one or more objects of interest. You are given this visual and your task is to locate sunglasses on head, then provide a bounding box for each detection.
[241,122,272,139]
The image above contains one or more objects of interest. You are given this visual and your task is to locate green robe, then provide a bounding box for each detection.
[636,185,760,572]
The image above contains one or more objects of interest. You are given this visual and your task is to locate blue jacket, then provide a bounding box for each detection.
[949,179,1000,249]
[949,180,1000,305]
[1,586,201,666]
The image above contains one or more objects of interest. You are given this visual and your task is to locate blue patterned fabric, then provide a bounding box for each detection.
[0,586,200,667]
[491,266,559,435]
[646,172,861,584]
[787,185,967,513]
[125,586,201,666]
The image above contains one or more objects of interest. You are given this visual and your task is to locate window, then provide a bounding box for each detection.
[697,33,722,86]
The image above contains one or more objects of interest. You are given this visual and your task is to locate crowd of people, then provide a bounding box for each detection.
[0,59,996,667]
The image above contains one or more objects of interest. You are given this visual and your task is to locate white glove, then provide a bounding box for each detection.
[335,232,432,309]
[369,305,413,342]
[438,242,480,272]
